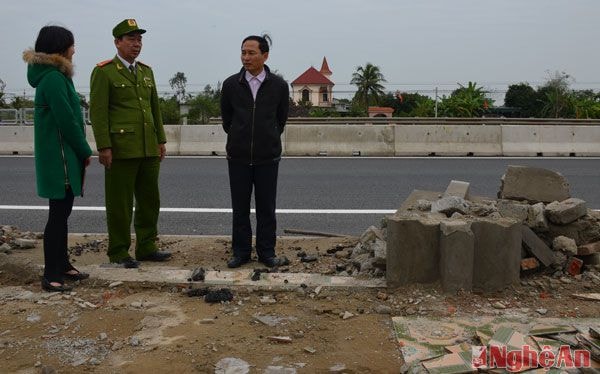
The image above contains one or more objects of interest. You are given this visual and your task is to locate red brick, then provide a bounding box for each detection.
[521,257,540,271]
[566,257,584,276]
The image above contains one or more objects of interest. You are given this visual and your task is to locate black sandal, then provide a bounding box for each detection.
[41,278,73,292]
[63,270,90,281]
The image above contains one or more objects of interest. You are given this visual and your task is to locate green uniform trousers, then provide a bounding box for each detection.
[105,157,161,262]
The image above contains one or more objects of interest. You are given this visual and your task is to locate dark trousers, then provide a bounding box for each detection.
[43,188,75,282]
[228,160,279,260]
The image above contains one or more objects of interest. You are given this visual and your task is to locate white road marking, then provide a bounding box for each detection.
[0,205,396,214]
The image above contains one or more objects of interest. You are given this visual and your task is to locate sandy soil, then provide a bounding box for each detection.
[0,234,598,373]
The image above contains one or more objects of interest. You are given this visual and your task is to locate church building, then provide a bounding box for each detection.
[290,57,334,107]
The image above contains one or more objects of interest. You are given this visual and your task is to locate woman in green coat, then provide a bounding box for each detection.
[23,25,93,292]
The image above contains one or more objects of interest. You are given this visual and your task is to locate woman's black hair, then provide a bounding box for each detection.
[34,25,74,55]
[242,34,271,53]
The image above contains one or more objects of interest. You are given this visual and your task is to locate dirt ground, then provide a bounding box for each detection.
[0,233,599,373]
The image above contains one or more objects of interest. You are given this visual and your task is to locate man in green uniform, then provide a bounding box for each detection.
[90,19,171,268]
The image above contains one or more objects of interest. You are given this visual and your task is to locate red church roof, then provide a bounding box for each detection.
[291,66,334,85]
[320,57,332,75]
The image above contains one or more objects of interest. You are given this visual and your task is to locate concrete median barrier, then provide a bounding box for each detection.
[502,125,600,156]
[178,125,226,156]
[395,124,503,156]
[284,124,395,156]
[0,126,34,155]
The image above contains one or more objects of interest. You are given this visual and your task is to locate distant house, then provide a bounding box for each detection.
[291,57,334,107]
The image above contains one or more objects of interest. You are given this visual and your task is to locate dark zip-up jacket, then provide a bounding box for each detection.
[220,65,289,165]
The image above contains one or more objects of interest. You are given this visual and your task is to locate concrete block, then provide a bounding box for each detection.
[498,165,570,203]
[397,190,442,213]
[431,196,470,216]
[547,217,600,246]
[497,199,530,223]
[439,220,474,293]
[521,225,554,267]
[386,214,441,286]
[443,180,470,199]
[471,219,521,291]
[526,202,548,232]
[179,125,226,155]
[578,241,600,256]
[552,236,577,255]
[578,253,600,265]
[545,198,587,225]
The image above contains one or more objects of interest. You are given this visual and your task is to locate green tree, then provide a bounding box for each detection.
[169,72,188,103]
[350,63,387,109]
[536,71,574,118]
[440,82,493,117]
[571,90,600,119]
[504,83,537,117]
[379,91,434,117]
[0,78,7,108]
[10,95,34,109]
[288,98,311,117]
[159,96,180,124]
[410,96,436,117]
[187,85,221,124]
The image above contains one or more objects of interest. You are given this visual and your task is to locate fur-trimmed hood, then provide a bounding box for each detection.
[23,49,74,88]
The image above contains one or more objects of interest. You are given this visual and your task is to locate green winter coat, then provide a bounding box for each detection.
[89,56,166,159]
[23,50,92,199]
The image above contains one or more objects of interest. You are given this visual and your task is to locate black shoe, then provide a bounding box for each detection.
[63,270,90,281]
[137,251,172,262]
[227,256,250,268]
[259,256,281,268]
[113,257,140,268]
[41,278,73,292]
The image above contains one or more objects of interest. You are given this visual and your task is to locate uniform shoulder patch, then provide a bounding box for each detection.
[137,60,151,68]
[96,59,113,67]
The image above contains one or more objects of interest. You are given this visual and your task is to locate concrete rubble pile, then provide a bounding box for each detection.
[348,165,600,293]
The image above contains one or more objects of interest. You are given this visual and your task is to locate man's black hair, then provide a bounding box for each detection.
[242,34,271,53]
[35,25,74,55]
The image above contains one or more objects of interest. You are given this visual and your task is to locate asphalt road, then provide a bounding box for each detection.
[0,156,598,235]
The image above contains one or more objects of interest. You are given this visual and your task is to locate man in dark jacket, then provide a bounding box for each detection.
[220,34,289,268]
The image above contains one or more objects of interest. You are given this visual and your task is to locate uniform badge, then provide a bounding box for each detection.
[128,19,137,26]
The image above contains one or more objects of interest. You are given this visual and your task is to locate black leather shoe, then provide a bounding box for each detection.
[64,271,90,281]
[114,257,140,268]
[41,278,73,292]
[137,251,172,262]
[227,256,250,268]
[259,257,280,268]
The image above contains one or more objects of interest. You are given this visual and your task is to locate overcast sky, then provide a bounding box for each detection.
[2,0,598,100]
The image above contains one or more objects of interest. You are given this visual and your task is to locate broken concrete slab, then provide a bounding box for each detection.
[497,199,530,223]
[443,180,470,199]
[386,214,441,286]
[422,351,476,374]
[579,253,600,266]
[397,190,442,213]
[552,235,578,255]
[431,196,470,217]
[498,165,570,203]
[545,198,587,225]
[578,241,600,256]
[547,216,600,246]
[471,218,521,292]
[78,265,386,289]
[525,202,549,232]
[439,220,474,293]
[521,225,554,267]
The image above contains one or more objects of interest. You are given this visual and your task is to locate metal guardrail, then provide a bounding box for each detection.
[0,108,89,125]
[208,117,600,126]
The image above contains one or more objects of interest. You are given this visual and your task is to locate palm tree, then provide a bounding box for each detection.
[350,63,387,109]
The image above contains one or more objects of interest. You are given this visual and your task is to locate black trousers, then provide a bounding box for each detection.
[43,188,75,282]
[228,160,279,260]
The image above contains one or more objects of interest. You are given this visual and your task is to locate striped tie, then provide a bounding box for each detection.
[129,64,136,76]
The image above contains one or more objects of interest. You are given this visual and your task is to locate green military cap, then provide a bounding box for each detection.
[112,19,146,38]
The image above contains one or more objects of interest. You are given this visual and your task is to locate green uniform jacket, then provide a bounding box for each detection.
[89,56,166,159]
[23,50,92,199]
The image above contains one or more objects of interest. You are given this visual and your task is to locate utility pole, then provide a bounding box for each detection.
[434,87,438,118]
